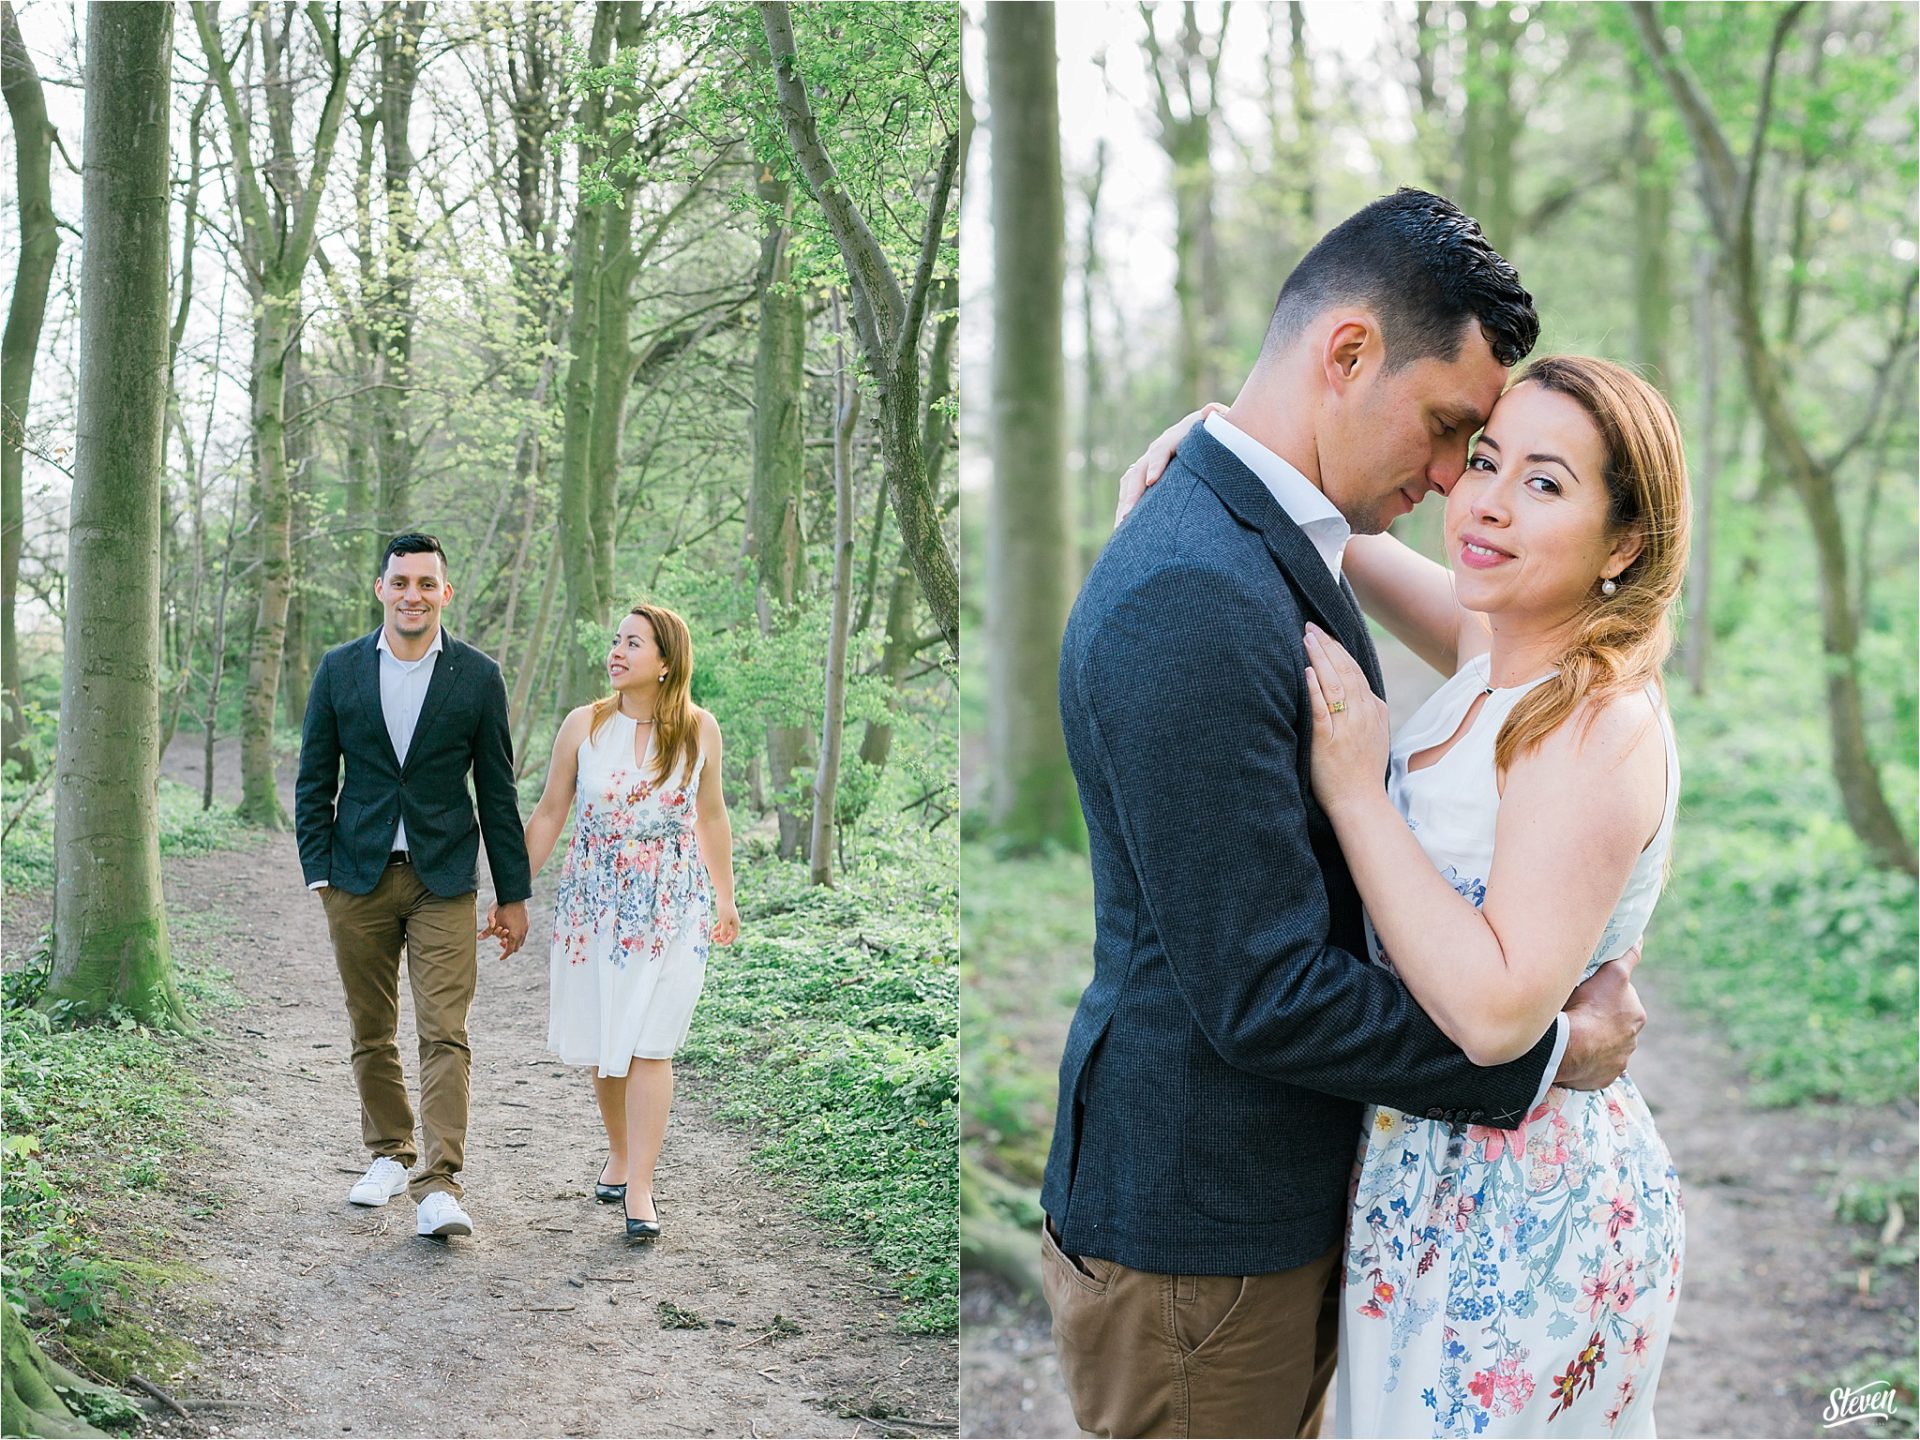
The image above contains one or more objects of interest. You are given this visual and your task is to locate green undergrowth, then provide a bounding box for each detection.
[1,959,236,1397]
[679,836,958,1333]
[2,770,257,895]
[1648,651,1917,1109]
[958,839,1092,1189]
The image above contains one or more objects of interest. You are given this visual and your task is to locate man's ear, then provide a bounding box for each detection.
[1323,315,1373,394]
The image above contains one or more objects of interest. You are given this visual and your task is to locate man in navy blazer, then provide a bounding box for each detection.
[296,533,531,1239]
[1040,191,1648,1437]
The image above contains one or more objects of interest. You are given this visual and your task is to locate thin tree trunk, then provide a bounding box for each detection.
[371,3,427,549]
[555,4,619,706]
[1,0,58,781]
[1681,250,1716,695]
[750,160,810,856]
[44,0,187,1028]
[760,1,960,655]
[810,294,859,885]
[986,1,1075,851]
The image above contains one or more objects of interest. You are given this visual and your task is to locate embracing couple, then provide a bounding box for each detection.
[294,533,741,1246]
[1042,190,1688,1438]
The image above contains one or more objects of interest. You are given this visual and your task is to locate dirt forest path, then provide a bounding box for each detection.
[959,640,1917,1440]
[13,737,956,1438]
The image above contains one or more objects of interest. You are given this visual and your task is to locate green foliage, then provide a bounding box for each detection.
[0,988,212,1385]
[958,842,1092,1186]
[2,775,257,896]
[1649,576,1917,1107]
[679,846,957,1333]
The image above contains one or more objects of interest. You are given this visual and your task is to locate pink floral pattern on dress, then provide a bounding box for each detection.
[551,757,711,972]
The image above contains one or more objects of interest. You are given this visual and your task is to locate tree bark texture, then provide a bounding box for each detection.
[45,0,187,1029]
[372,2,428,550]
[810,295,859,885]
[1,0,57,781]
[986,2,1076,851]
[555,3,619,706]
[750,166,810,858]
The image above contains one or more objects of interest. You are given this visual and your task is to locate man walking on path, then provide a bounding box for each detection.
[295,532,532,1238]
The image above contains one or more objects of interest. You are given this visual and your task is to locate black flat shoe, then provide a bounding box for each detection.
[595,1155,626,1205]
[623,1194,661,1242]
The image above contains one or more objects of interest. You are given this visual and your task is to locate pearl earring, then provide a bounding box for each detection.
[1601,578,1618,596]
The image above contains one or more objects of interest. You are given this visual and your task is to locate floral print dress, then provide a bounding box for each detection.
[546,710,712,1077]
[1335,654,1684,1439]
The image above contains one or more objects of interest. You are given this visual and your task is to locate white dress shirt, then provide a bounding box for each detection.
[1203,417,1571,1102]
[377,625,443,853]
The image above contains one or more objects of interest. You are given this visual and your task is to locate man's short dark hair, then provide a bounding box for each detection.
[380,532,448,578]
[1263,188,1539,370]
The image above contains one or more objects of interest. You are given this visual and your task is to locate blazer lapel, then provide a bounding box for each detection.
[351,632,404,772]
[403,632,461,776]
[1180,424,1387,699]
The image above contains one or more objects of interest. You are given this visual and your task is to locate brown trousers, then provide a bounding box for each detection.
[1042,1219,1342,1439]
[319,862,477,1201]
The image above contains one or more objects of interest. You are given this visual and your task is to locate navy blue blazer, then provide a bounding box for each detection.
[294,628,532,903]
[1042,423,1557,1277]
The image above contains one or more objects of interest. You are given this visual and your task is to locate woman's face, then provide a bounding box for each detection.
[607,614,665,691]
[1444,381,1639,624]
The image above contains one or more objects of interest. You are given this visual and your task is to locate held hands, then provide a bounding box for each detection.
[1554,948,1646,1089]
[1115,402,1227,526]
[711,900,741,947]
[1303,624,1391,814]
[479,899,530,960]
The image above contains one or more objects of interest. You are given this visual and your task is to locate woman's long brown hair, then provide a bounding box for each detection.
[1493,356,1692,775]
[588,603,700,788]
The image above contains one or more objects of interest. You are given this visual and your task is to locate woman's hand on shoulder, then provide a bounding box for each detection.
[1115,402,1227,527]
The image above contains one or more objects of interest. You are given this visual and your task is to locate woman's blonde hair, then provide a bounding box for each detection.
[589,602,700,787]
[1493,355,1692,775]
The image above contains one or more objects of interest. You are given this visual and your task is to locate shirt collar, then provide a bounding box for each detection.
[1204,412,1350,577]
[376,625,445,662]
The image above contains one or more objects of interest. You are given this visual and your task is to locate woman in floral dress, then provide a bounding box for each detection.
[519,602,740,1241]
[1302,358,1689,1436]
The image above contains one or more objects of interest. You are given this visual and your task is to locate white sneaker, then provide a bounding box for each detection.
[348,1156,410,1207]
[415,1191,473,1238]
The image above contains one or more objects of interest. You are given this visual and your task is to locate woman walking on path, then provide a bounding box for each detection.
[516,602,741,1241]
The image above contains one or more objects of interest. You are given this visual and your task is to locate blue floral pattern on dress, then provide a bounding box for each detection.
[551,762,711,972]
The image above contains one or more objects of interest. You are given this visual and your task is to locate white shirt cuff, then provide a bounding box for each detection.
[308,880,329,890]
[1527,1014,1570,1113]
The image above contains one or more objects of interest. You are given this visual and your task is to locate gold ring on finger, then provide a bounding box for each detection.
[1328,699,1346,714]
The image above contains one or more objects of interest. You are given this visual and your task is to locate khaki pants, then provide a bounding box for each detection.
[1042,1219,1341,1439]
[319,863,477,1201]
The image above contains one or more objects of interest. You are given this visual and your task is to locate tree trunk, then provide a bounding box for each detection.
[586,4,648,615]
[1629,67,1671,386]
[372,3,428,549]
[759,1,960,655]
[986,2,1075,852]
[44,0,187,1029]
[554,4,619,706]
[1632,4,1916,876]
[195,0,355,829]
[750,162,810,857]
[810,295,859,885]
[1,0,57,781]
[3,1302,112,1439]
[1681,250,1716,695]
[1143,3,1227,404]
